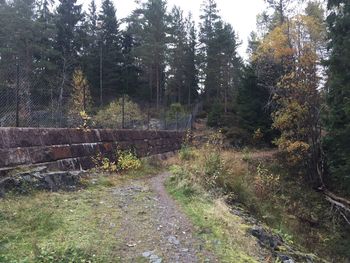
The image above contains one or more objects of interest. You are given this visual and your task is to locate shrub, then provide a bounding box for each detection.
[196,111,207,119]
[92,149,141,173]
[179,145,194,161]
[92,153,117,173]
[207,103,223,127]
[94,96,145,129]
[203,151,224,189]
[253,162,280,199]
[224,127,251,147]
[79,111,94,130]
[179,130,194,161]
[117,150,141,171]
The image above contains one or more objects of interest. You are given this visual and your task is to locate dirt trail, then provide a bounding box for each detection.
[112,173,217,263]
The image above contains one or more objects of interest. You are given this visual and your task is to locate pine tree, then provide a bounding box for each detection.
[199,0,221,103]
[183,14,199,106]
[324,0,350,191]
[127,0,168,109]
[167,6,187,104]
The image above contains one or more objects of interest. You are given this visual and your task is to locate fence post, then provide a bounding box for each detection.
[122,93,125,129]
[15,58,20,127]
[147,104,150,130]
[176,111,179,131]
[99,41,103,107]
[83,83,86,112]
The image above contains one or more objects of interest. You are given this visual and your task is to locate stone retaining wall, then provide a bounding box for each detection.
[0,128,184,174]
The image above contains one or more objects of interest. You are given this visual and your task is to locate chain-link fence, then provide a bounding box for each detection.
[0,60,195,131]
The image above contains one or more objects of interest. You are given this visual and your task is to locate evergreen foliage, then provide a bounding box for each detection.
[324,0,350,192]
[0,0,348,195]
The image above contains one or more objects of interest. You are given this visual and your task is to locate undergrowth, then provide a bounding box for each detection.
[92,149,142,173]
[166,135,350,262]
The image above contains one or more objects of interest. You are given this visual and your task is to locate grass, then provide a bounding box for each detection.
[0,160,160,263]
[166,166,264,263]
[165,145,350,262]
[0,179,124,263]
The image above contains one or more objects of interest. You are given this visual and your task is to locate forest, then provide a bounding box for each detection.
[0,0,350,261]
[0,0,348,199]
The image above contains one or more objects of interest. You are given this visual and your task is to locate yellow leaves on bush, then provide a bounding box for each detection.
[276,138,310,166]
[92,152,117,173]
[92,150,141,173]
[254,163,280,200]
[117,150,142,171]
[79,111,94,130]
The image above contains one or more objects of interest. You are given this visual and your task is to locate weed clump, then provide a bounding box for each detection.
[92,149,141,173]
[35,246,96,263]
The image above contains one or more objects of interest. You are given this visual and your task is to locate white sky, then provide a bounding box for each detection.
[81,0,267,59]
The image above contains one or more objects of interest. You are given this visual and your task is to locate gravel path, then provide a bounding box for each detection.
[113,173,217,263]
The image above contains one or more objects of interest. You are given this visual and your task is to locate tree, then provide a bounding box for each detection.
[199,0,221,103]
[324,0,350,192]
[0,0,39,125]
[237,65,273,144]
[120,30,141,99]
[34,0,57,110]
[83,0,101,105]
[183,14,199,106]
[167,6,187,104]
[255,7,327,184]
[99,0,122,102]
[70,69,92,114]
[54,0,84,123]
[216,22,241,113]
[127,0,168,110]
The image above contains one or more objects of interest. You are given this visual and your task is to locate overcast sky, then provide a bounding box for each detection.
[82,0,267,59]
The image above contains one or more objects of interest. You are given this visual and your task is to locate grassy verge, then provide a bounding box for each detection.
[165,166,265,263]
[0,160,160,263]
[165,142,350,262]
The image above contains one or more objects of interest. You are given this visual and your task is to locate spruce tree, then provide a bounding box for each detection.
[84,0,101,105]
[99,0,122,101]
[324,0,350,191]
[54,0,84,122]
[120,30,140,99]
[237,65,273,144]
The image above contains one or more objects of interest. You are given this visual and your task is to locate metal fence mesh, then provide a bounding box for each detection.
[0,61,194,131]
